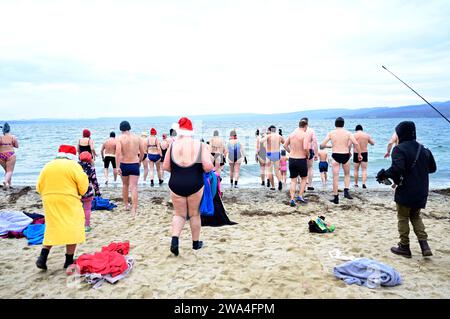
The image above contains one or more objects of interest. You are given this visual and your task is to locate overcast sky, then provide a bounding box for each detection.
[1,0,449,120]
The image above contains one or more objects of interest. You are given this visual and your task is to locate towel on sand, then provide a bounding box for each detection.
[91,197,117,211]
[333,257,402,288]
[23,224,46,245]
[0,211,33,236]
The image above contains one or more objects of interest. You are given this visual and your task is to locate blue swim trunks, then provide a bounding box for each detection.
[120,163,140,176]
[319,161,328,173]
[266,152,281,162]
[148,154,162,163]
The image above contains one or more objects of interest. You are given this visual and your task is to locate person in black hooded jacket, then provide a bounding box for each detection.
[377,121,437,258]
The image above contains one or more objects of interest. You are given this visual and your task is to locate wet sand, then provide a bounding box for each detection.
[1,184,449,299]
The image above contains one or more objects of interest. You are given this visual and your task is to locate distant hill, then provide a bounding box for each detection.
[5,101,450,123]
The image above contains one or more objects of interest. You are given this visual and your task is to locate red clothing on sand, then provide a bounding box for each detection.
[75,242,130,277]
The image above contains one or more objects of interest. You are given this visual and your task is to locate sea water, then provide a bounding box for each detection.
[4,117,449,189]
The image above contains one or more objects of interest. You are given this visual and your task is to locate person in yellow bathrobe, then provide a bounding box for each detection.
[35,145,89,271]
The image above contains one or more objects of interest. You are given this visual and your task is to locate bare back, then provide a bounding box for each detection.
[318,149,328,161]
[103,138,117,156]
[0,134,18,153]
[329,129,353,154]
[147,136,160,155]
[210,136,225,154]
[117,133,142,164]
[354,131,373,152]
[265,133,285,152]
[285,128,309,159]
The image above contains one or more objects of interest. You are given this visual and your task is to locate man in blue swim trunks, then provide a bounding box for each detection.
[115,121,146,217]
[261,125,285,190]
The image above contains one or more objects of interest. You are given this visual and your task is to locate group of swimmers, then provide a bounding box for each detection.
[2,118,381,208]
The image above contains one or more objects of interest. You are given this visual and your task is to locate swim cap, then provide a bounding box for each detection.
[83,129,91,138]
[2,122,10,134]
[150,128,157,135]
[120,121,131,132]
[79,151,92,163]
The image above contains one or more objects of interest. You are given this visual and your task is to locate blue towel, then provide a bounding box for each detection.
[92,197,118,211]
[333,257,402,288]
[209,172,218,198]
[200,173,214,216]
[23,224,45,246]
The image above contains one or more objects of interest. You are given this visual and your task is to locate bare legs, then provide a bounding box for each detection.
[307,159,314,188]
[143,159,149,182]
[258,159,265,185]
[321,172,328,187]
[1,155,16,188]
[354,163,360,186]
[290,177,308,201]
[343,161,351,189]
[332,161,340,196]
[361,162,368,187]
[170,188,204,253]
[121,175,139,216]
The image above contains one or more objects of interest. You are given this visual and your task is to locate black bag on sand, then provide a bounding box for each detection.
[308,216,335,233]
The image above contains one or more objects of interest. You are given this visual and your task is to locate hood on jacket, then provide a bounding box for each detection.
[395,121,416,143]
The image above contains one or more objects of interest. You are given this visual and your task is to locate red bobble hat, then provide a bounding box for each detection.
[79,151,93,163]
[172,117,194,136]
[150,128,157,136]
[57,145,77,159]
[83,129,91,138]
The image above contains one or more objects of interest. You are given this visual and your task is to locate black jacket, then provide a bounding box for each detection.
[384,121,437,209]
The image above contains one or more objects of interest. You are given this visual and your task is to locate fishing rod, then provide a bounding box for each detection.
[382,65,450,124]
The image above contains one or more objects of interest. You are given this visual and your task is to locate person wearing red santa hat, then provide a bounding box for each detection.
[35,145,89,270]
[163,117,214,256]
[77,128,97,162]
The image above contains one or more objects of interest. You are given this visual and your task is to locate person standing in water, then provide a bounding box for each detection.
[209,130,226,176]
[163,117,214,256]
[140,131,150,183]
[0,123,19,189]
[100,132,118,185]
[77,129,97,161]
[115,121,145,217]
[302,118,319,191]
[353,125,375,189]
[261,125,285,191]
[160,133,170,180]
[147,128,164,187]
[284,119,311,206]
[385,132,399,158]
[255,129,268,186]
[318,149,329,187]
[279,150,288,188]
[320,117,362,204]
[225,130,247,188]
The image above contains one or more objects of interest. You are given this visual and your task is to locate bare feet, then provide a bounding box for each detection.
[131,208,137,218]
[124,203,130,210]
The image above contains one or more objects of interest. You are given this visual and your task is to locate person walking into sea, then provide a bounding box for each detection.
[225,130,247,188]
[0,123,19,189]
[284,119,311,207]
[320,117,362,204]
[353,125,375,188]
[160,133,171,180]
[77,129,97,161]
[100,132,118,185]
[140,131,150,183]
[209,130,226,176]
[35,145,89,270]
[115,121,145,217]
[385,132,399,158]
[261,125,285,191]
[318,149,329,187]
[302,118,319,191]
[147,128,164,186]
[377,121,436,258]
[255,129,268,186]
[163,117,214,256]
[78,151,101,232]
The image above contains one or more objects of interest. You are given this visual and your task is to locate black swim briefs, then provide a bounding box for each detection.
[353,152,368,163]
[332,153,351,164]
[120,163,140,177]
[289,158,308,179]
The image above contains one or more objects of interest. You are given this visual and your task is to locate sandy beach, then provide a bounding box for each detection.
[1,184,449,299]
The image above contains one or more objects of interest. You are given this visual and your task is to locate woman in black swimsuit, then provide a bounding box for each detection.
[162,117,214,256]
[77,129,97,162]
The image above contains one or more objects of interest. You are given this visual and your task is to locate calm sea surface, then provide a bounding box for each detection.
[4,117,449,189]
